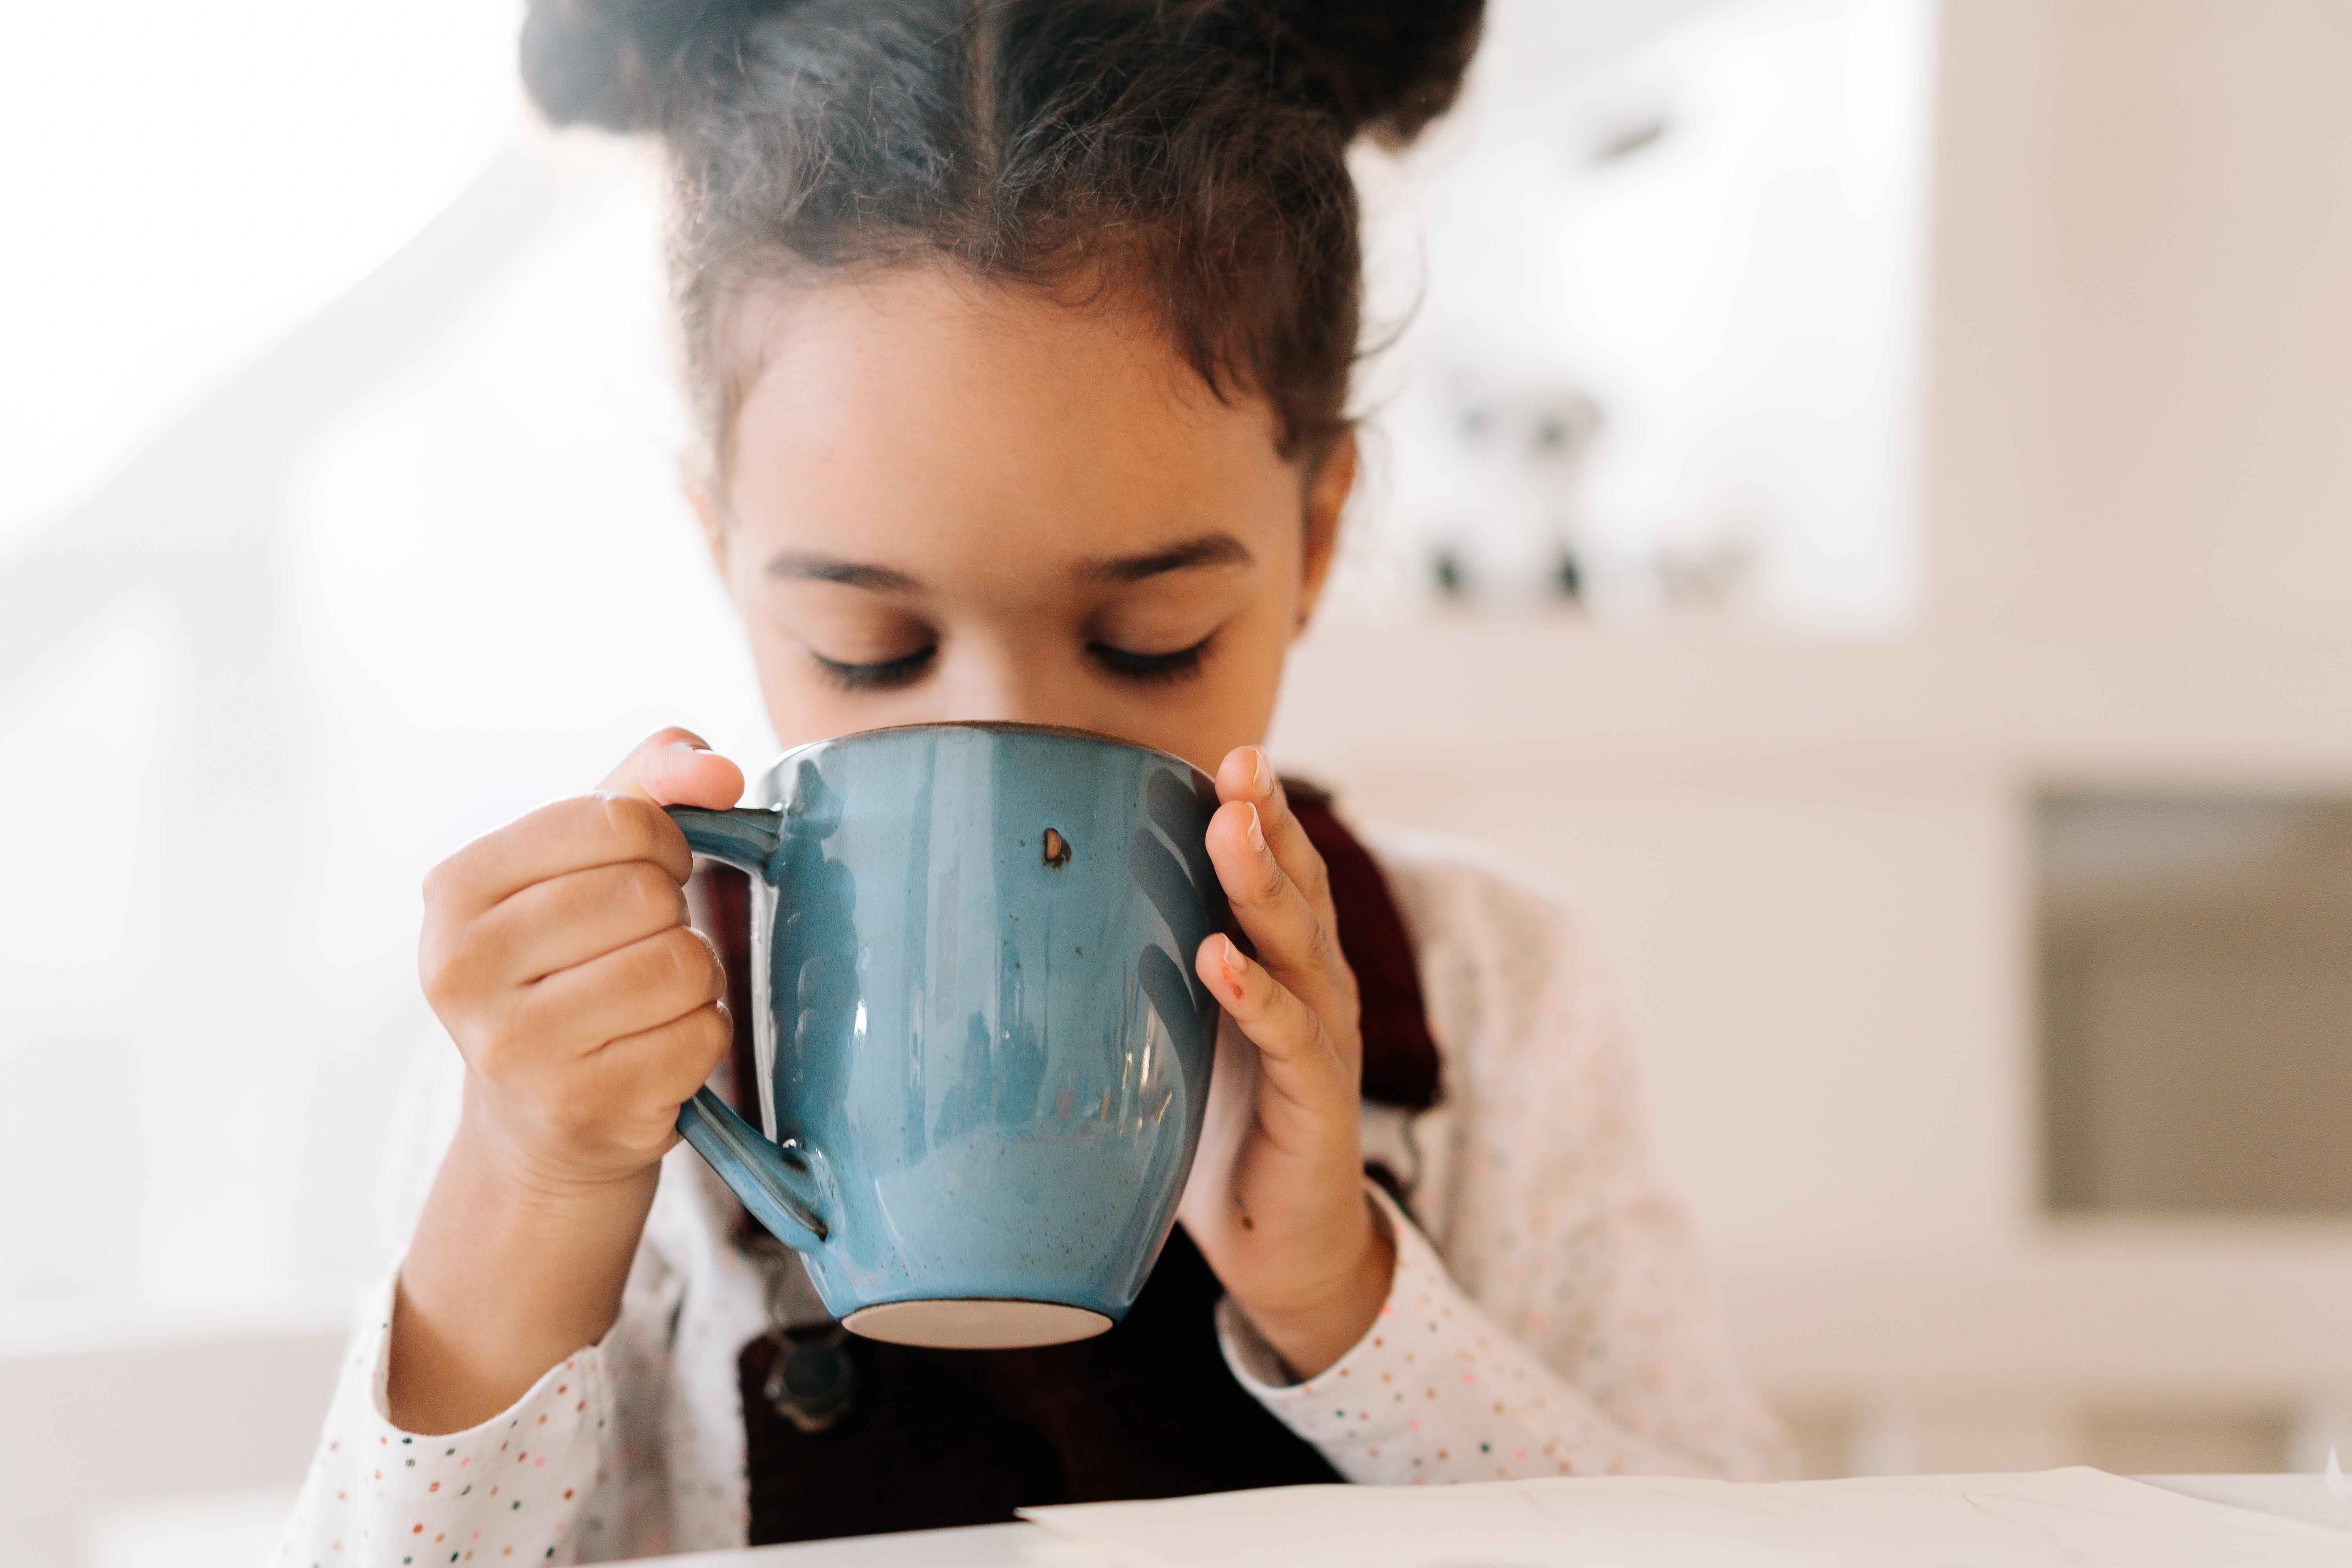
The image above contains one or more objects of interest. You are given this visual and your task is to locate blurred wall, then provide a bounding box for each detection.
[1938,0,2352,640]
[0,146,780,1568]
[1272,0,2352,1475]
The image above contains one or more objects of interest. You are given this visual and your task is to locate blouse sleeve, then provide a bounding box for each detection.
[269,1269,624,1565]
[1218,1184,1779,1483]
[271,1026,760,1563]
[1220,833,1795,1484]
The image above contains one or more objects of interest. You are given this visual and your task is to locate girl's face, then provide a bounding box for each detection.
[697,267,1353,777]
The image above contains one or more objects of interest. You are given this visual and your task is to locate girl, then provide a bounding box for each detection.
[279,0,1792,1558]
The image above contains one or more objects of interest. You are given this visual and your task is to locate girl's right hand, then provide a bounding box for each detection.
[418,728,748,1196]
[392,729,746,1434]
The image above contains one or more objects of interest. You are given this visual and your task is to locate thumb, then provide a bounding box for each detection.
[599,726,746,809]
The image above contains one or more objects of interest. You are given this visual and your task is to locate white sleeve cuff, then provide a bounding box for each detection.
[270,1265,622,1564]
[1216,1185,1662,1485]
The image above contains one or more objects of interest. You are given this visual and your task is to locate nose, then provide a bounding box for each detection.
[931,637,1078,729]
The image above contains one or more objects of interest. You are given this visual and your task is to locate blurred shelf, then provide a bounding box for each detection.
[1273,615,2352,788]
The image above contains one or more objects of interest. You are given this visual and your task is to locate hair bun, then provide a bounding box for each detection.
[519,0,792,132]
[1273,0,1486,146]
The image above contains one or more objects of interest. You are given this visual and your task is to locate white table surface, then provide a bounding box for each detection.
[2136,1473,2352,1532]
[632,1474,2352,1566]
[639,1521,1042,1567]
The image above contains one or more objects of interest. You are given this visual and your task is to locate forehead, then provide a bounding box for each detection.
[724,267,1296,557]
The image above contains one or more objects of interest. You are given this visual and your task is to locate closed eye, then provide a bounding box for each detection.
[1088,632,1214,685]
[812,645,936,691]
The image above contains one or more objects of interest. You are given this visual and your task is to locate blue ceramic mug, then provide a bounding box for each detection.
[666,722,1227,1348]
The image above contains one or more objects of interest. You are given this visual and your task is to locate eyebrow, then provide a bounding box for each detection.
[766,533,1256,593]
[1077,532,1256,585]
[765,552,922,592]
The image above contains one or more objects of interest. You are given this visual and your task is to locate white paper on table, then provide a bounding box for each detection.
[1022,1467,2352,1568]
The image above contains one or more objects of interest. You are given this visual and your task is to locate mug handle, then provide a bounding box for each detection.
[667,805,832,1252]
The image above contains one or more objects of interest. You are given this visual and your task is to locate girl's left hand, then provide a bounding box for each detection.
[1179,746,1393,1380]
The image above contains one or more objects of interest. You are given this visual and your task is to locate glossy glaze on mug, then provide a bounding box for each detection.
[672,723,1226,1341]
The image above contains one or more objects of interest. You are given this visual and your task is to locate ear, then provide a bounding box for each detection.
[685,458,730,582]
[1293,430,1357,635]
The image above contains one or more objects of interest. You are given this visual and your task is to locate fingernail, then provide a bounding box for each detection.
[1242,801,1265,850]
[1250,747,1274,797]
[1220,935,1248,976]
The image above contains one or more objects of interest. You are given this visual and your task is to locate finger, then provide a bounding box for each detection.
[521,923,726,1056]
[1204,796,1356,1049]
[429,793,694,919]
[598,727,747,809]
[507,1003,733,1160]
[590,1001,735,1121]
[1194,933,1350,1115]
[481,859,693,984]
[1214,746,1334,927]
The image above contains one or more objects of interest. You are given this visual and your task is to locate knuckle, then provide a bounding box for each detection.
[656,925,720,995]
[599,791,650,845]
[419,963,460,1020]
[659,924,701,978]
[468,1015,529,1083]
[1307,917,1343,974]
[696,937,728,1000]
[416,927,452,999]
[419,926,485,1013]
[421,840,491,913]
[623,860,684,923]
[603,793,679,862]
[692,1005,733,1069]
[1240,846,1289,904]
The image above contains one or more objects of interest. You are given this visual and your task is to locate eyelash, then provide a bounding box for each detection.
[1087,632,1215,684]
[813,645,936,691]
[811,633,1216,692]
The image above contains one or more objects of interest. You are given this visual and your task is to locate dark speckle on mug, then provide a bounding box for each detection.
[1042,828,1073,867]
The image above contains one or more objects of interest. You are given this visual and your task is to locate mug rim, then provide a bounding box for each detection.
[761,720,1218,791]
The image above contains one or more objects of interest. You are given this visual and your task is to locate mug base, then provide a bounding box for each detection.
[842,1298,1113,1349]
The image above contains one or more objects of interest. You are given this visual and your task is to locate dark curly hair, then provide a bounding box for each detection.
[520,0,1485,487]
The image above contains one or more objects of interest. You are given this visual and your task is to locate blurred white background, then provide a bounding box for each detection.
[4,2,2352,1564]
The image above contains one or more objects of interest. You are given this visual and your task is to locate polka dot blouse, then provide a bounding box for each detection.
[274,828,1793,1563]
